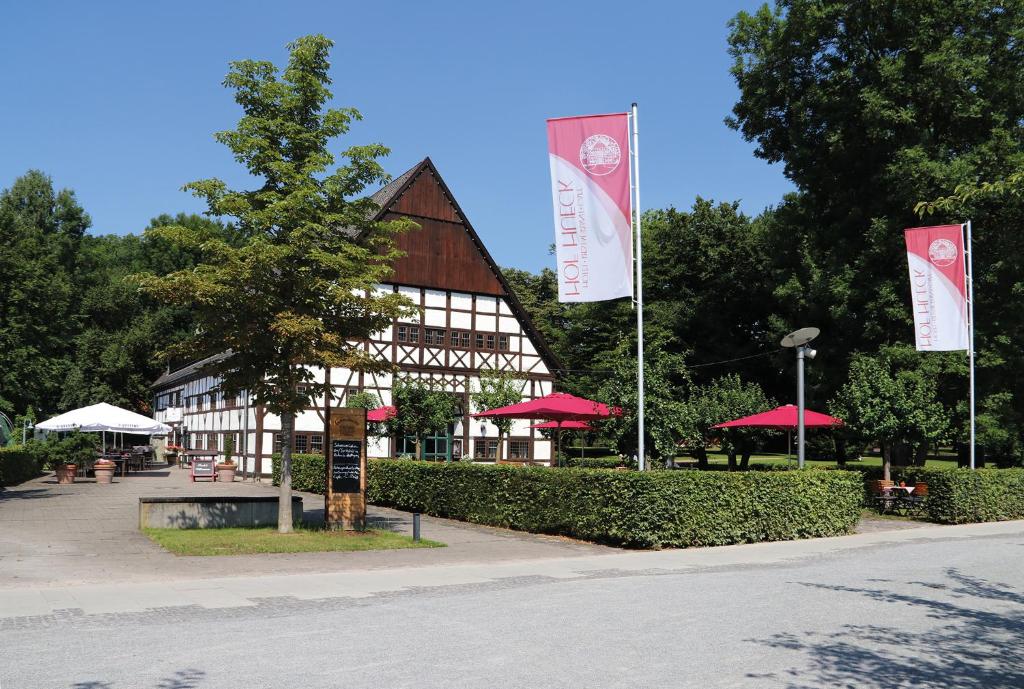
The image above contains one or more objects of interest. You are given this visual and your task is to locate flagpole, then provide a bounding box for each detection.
[631,102,645,472]
[966,220,976,469]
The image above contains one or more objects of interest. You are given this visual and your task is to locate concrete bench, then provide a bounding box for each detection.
[139,496,303,529]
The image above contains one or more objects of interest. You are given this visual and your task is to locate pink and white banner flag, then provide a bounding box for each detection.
[904,225,969,351]
[547,113,633,302]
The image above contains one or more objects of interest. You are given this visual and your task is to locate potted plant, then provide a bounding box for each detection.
[216,436,237,483]
[51,432,99,485]
[164,443,182,466]
[93,457,116,485]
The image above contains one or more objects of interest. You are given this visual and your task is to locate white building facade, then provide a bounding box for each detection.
[151,158,559,474]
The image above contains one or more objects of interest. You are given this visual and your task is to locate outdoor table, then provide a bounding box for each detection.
[894,486,916,495]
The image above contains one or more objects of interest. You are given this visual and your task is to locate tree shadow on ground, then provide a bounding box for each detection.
[71,668,205,688]
[749,568,1024,688]
[0,488,59,501]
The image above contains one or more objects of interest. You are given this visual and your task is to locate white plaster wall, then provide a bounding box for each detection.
[476,295,497,313]
[475,314,496,331]
[451,291,473,311]
[424,308,446,326]
[424,288,446,308]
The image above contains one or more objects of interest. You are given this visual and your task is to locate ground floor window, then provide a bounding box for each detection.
[422,429,450,461]
[396,434,417,457]
[474,439,498,460]
[310,434,323,453]
[295,434,308,453]
[509,439,530,459]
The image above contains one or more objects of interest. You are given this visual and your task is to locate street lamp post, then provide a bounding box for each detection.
[781,328,819,469]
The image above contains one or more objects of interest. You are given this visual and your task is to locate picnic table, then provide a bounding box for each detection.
[874,483,928,516]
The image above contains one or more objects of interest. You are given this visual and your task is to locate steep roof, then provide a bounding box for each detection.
[151,351,232,389]
[370,157,562,374]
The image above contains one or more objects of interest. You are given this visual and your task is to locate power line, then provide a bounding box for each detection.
[551,349,778,376]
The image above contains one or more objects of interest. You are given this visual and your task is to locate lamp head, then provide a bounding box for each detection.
[805,348,817,360]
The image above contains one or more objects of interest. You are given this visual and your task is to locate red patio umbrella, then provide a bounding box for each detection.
[530,420,594,461]
[712,405,843,430]
[366,405,397,422]
[528,420,594,431]
[712,404,843,463]
[473,392,620,466]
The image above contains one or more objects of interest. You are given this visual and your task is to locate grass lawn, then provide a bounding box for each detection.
[144,527,445,556]
[695,452,959,470]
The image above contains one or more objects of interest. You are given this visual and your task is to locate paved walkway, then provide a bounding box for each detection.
[0,466,610,589]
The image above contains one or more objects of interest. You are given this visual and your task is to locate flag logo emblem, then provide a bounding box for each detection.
[928,238,958,267]
[579,134,622,176]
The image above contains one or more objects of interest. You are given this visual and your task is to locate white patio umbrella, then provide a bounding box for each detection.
[37,403,171,449]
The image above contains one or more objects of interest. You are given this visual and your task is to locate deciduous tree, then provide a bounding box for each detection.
[136,35,415,532]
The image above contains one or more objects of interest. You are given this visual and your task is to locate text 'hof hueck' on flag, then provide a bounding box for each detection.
[547,113,633,302]
[904,225,969,351]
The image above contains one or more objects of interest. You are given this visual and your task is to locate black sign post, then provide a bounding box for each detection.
[331,440,362,494]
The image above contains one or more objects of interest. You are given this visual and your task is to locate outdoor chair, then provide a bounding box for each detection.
[906,482,929,515]
[872,480,895,512]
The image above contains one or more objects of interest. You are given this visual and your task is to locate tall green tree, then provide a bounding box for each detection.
[681,374,776,471]
[727,0,1024,438]
[596,338,691,464]
[0,171,87,417]
[471,368,525,462]
[830,348,949,480]
[137,35,415,532]
[387,377,460,459]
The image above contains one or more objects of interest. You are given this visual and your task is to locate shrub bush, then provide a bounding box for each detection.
[857,466,1024,524]
[0,446,45,487]
[563,456,623,470]
[271,453,326,495]
[367,460,863,548]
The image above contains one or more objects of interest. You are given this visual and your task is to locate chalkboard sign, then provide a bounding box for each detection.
[331,440,362,493]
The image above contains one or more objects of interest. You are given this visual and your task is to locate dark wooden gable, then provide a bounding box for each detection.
[380,161,504,296]
[373,158,562,374]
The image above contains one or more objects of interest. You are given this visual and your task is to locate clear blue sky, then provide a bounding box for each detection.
[0,0,790,273]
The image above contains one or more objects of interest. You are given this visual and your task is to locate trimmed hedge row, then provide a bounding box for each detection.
[856,467,1024,524]
[0,446,45,487]
[271,455,862,548]
[367,460,862,548]
[563,456,624,469]
[271,453,326,495]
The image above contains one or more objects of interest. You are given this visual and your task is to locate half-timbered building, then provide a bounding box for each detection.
[151,158,560,474]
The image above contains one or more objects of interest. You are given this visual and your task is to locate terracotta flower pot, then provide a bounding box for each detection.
[57,464,77,485]
[94,462,116,485]
[216,463,237,483]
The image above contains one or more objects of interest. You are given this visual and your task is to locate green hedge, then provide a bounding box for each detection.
[857,466,1024,524]
[271,453,326,495]
[0,446,45,487]
[563,456,624,469]
[367,460,862,548]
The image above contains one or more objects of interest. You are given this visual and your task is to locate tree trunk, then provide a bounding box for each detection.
[693,447,709,470]
[835,438,848,468]
[498,430,505,463]
[278,410,294,534]
[882,443,891,483]
[727,451,738,471]
[740,449,751,470]
[913,442,928,467]
[415,436,421,460]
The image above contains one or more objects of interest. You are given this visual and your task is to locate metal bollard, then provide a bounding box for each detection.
[413,513,421,542]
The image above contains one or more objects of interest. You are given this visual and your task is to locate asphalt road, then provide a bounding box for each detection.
[3,527,1023,689]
